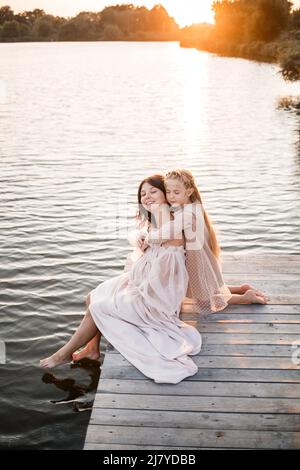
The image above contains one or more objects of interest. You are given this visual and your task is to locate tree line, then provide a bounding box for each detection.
[180,0,300,81]
[1,1,300,81]
[0,4,179,42]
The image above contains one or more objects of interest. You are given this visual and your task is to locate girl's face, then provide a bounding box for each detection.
[140,183,166,212]
[165,178,193,207]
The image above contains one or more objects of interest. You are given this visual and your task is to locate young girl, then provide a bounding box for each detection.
[139,169,268,309]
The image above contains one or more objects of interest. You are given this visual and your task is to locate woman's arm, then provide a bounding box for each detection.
[124,228,148,272]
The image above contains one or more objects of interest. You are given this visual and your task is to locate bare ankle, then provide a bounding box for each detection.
[228,293,248,305]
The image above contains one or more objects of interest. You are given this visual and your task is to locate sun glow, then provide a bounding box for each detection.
[4,1,215,27]
[168,0,214,27]
[0,0,216,27]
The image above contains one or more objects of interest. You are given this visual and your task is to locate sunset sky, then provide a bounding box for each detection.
[0,0,215,26]
[1,1,300,27]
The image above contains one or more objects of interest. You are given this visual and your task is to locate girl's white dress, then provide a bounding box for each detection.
[89,205,231,384]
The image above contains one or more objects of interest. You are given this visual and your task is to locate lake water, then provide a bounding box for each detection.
[0,41,299,449]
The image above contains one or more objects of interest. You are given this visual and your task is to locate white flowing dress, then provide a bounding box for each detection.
[89,221,202,384]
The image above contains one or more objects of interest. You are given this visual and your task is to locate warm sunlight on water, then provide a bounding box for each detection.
[0,41,299,449]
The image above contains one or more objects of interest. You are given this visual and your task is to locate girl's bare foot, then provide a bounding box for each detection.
[72,346,100,362]
[239,283,266,297]
[40,350,73,369]
[243,289,268,304]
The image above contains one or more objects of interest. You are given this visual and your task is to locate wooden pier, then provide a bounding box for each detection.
[84,254,300,450]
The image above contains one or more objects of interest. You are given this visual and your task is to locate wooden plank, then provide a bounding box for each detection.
[106,332,300,346]
[181,304,300,316]
[224,273,300,280]
[256,295,300,303]
[182,304,300,314]
[223,266,300,274]
[85,425,300,449]
[97,378,300,398]
[93,393,300,414]
[197,323,300,334]
[184,314,300,323]
[201,333,300,345]
[193,355,300,371]
[222,254,300,263]
[90,408,300,431]
[107,344,295,357]
[222,258,300,265]
[105,352,299,370]
[222,264,300,274]
[85,443,202,450]
[223,280,300,291]
[101,365,300,382]
[105,331,299,345]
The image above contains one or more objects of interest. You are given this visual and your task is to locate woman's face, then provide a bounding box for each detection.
[140,182,166,212]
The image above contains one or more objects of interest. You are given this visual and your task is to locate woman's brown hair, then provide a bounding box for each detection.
[136,174,167,228]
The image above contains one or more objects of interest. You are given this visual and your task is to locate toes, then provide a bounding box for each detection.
[257,295,267,304]
[40,359,49,368]
[256,291,266,298]
[72,351,84,360]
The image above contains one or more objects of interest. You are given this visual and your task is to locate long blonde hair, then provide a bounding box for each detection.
[164,169,221,259]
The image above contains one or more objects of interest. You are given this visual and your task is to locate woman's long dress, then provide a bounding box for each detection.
[89,204,231,384]
[88,227,202,384]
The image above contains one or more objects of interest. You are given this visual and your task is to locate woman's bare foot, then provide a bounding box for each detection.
[72,345,100,362]
[242,289,268,304]
[40,350,73,369]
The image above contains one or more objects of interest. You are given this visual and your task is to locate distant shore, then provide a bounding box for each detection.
[0,33,179,43]
[179,37,278,64]
[1,3,299,81]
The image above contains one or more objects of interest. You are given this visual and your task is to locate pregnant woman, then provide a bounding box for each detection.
[40,173,267,384]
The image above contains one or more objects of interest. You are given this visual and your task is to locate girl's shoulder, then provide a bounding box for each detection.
[172,203,203,220]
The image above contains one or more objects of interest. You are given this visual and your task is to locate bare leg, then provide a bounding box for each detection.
[40,309,99,368]
[72,293,101,361]
[72,331,101,362]
[228,283,265,297]
[228,289,268,305]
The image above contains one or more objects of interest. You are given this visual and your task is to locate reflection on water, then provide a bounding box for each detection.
[0,42,300,449]
[42,358,100,410]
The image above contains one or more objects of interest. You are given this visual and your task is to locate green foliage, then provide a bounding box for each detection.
[279,47,300,81]
[0,5,14,25]
[290,8,300,29]
[2,19,19,38]
[212,0,292,41]
[181,0,299,82]
[0,4,178,42]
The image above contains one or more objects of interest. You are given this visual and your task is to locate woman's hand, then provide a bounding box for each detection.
[137,236,149,252]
